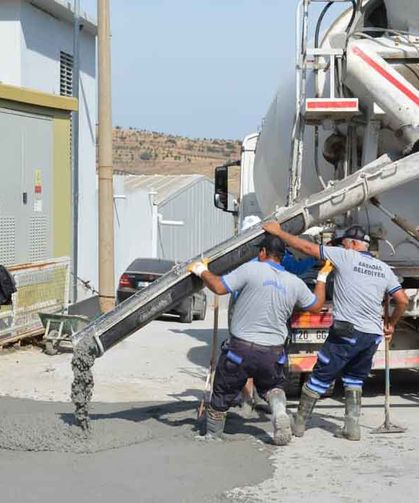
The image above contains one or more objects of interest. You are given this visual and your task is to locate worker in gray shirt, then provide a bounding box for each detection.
[263,222,409,441]
[188,234,330,445]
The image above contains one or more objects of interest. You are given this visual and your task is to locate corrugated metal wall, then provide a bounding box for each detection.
[113,176,154,283]
[158,178,234,261]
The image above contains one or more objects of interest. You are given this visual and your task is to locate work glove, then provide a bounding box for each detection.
[188,259,209,278]
[317,260,334,283]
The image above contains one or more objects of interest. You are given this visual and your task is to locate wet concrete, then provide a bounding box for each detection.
[0,412,152,453]
[71,335,98,429]
[0,397,273,503]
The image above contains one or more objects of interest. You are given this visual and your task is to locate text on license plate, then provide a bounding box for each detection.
[137,281,151,288]
[292,330,328,343]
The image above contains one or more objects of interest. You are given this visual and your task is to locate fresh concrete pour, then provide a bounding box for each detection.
[0,333,109,452]
[71,335,98,431]
[0,411,151,453]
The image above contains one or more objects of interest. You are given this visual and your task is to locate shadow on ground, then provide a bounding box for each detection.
[60,399,274,444]
[169,327,229,368]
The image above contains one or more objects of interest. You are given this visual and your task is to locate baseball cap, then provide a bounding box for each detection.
[328,229,345,246]
[342,225,370,244]
[257,234,286,256]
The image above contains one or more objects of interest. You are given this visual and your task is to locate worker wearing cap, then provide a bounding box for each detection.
[188,234,330,445]
[263,222,409,441]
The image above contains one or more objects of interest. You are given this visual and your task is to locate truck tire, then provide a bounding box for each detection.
[180,307,193,324]
[285,372,303,397]
[196,297,207,321]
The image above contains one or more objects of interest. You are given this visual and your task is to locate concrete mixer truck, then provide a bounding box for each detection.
[72,0,419,409]
[213,0,419,391]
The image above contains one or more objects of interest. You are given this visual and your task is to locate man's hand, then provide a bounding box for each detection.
[187,259,209,278]
[188,260,228,295]
[317,260,334,283]
[263,221,281,236]
[384,323,395,341]
[262,221,321,259]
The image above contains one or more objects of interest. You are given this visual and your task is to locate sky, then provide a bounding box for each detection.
[80,0,341,140]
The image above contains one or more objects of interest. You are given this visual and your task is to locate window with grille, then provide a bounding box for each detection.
[60,51,73,97]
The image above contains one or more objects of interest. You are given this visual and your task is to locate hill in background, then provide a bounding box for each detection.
[112,128,242,194]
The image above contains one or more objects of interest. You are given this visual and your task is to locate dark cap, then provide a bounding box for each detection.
[328,229,345,246]
[257,234,286,256]
[342,225,370,244]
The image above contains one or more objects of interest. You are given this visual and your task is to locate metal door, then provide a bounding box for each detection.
[0,108,53,265]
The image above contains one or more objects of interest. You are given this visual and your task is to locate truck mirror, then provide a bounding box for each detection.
[214,165,229,211]
[214,161,240,214]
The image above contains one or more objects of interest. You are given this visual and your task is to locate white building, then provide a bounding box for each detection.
[0,0,98,293]
[113,174,235,283]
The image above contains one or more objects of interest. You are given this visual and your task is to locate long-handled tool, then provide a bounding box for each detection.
[371,295,406,434]
[197,294,220,419]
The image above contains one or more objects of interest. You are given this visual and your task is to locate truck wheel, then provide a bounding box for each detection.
[45,338,58,356]
[180,308,193,324]
[196,298,207,321]
[285,372,303,397]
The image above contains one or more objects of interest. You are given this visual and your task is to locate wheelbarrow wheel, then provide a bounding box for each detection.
[44,332,59,356]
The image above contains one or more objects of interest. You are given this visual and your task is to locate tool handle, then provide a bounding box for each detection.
[384,294,391,428]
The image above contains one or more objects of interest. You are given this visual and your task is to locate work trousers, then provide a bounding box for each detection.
[307,323,382,395]
[211,336,287,412]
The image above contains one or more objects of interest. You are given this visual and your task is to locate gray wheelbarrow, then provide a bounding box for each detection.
[38,312,90,355]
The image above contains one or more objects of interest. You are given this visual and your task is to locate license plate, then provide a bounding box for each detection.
[291,329,328,343]
[137,281,150,288]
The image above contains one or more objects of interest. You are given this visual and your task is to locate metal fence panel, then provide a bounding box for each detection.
[0,257,70,346]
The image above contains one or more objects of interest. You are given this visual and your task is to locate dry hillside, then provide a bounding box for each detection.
[112,128,242,194]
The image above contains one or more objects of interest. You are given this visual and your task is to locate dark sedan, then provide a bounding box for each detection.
[116,258,207,323]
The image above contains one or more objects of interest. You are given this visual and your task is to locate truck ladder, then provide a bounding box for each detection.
[289,0,359,204]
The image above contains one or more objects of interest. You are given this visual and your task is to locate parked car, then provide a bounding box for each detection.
[116,258,207,323]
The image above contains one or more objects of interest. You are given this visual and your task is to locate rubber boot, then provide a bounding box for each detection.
[205,406,226,440]
[292,383,320,437]
[335,387,361,441]
[267,389,292,446]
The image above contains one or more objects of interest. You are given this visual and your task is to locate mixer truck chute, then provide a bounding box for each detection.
[72,150,419,358]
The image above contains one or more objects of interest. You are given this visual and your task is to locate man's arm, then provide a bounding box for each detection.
[201,270,229,295]
[297,261,333,313]
[263,221,321,259]
[307,281,327,313]
[385,289,409,338]
[188,261,229,295]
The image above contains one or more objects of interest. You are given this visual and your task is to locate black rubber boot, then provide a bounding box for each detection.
[205,406,226,440]
[267,389,292,446]
[292,383,320,437]
[335,387,361,441]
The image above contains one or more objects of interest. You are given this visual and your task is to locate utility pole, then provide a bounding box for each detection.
[97,0,115,312]
[72,0,80,303]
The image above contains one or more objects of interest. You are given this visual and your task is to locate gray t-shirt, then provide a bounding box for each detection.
[222,260,316,346]
[320,246,402,335]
